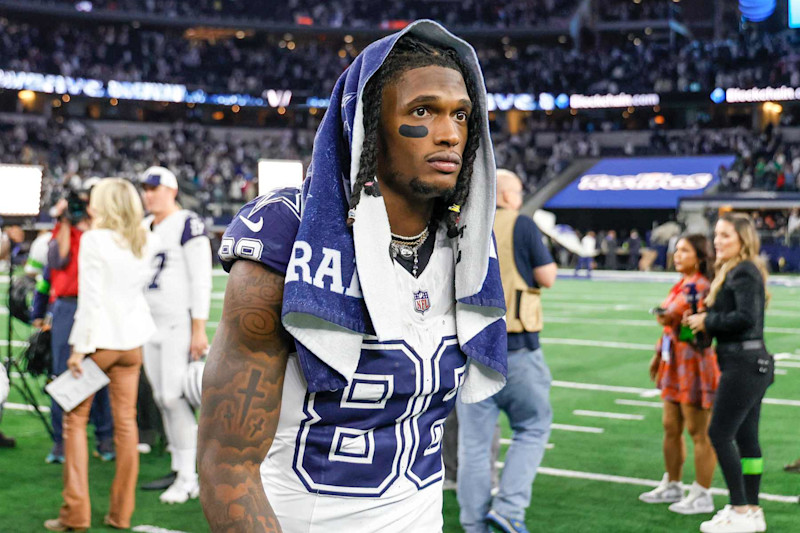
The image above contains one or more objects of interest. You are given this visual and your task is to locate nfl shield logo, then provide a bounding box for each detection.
[413,290,431,314]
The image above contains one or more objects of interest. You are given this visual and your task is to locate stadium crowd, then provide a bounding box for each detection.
[1,7,799,533]
[24,0,578,27]
[2,115,799,221]
[0,118,314,217]
[3,17,800,96]
[598,0,680,22]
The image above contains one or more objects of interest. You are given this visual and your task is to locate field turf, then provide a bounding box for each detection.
[1,272,799,532]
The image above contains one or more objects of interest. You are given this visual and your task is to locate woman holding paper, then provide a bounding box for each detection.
[45,178,157,532]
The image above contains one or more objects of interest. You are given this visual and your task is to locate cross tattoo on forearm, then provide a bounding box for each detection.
[238,369,266,425]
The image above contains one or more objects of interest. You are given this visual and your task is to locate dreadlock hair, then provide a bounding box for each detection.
[346,34,483,239]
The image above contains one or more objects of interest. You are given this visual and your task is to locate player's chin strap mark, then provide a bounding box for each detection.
[399,124,428,138]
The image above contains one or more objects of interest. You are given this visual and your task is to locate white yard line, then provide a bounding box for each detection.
[0,340,29,348]
[550,423,604,434]
[544,316,800,335]
[776,361,800,368]
[544,297,656,306]
[615,399,663,409]
[528,467,800,504]
[3,402,50,413]
[211,292,225,300]
[499,438,554,450]
[762,309,800,318]
[775,369,788,375]
[556,269,800,288]
[573,410,644,421]
[132,526,191,533]
[547,303,650,312]
[553,379,800,407]
[547,306,800,318]
[542,338,653,351]
[763,398,800,407]
[552,380,657,395]
[639,389,662,398]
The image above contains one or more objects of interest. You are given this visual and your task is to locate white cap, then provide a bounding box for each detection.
[141,166,179,190]
[82,176,102,191]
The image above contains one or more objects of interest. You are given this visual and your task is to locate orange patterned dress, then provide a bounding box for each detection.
[655,273,720,409]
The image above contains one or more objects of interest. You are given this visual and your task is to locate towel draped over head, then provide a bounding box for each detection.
[281,20,507,404]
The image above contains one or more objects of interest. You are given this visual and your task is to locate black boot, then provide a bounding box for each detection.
[141,471,177,490]
[0,430,16,448]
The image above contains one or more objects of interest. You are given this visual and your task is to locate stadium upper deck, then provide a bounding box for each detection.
[9,0,579,28]
[1,16,798,97]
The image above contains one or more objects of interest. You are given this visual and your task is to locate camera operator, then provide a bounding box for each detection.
[44,186,114,464]
[0,220,25,448]
[0,222,24,265]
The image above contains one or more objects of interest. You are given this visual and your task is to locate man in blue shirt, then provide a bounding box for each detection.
[457,169,557,533]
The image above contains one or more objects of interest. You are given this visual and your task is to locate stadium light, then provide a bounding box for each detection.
[258,159,303,196]
[0,164,43,217]
[17,90,35,103]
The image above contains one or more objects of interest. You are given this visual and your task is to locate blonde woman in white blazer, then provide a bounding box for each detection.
[46,178,158,533]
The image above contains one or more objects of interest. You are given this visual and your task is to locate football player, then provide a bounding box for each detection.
[140,166,212,504]
[198,22,506,532]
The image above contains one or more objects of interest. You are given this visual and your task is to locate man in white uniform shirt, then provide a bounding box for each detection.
[140,166,212,504]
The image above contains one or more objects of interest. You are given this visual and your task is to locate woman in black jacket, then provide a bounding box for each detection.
[684,213,772,533]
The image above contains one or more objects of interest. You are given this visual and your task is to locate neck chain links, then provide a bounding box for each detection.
[389,226,430,278]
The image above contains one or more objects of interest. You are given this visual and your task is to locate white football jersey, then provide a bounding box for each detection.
[260,225,465,532]
[25,232,52,276]
[144,210,212,322]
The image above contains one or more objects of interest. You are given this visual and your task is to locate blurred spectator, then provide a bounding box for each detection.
[788,209,800,243]
[2,17,800,97]
[602,229,619,270]
[44,191,115,464]
[627,229,642,271]
[3,114,800,222]
[45,178,157,532]
[640,234,719,514]
[0,222,25,448]
[600,0,678,21]
[575,230,595,277]
[0,118,314,218]
[22,0,579,28]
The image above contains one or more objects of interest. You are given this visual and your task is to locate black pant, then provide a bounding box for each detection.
[136,366,164,447]
[708,349,773,505]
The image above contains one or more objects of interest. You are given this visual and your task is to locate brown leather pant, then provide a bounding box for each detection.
[59,348,141,529]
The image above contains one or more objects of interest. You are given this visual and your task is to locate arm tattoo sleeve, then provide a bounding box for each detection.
[198,260,293,533]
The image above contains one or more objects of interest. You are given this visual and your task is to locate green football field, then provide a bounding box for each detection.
[1,272,799,532]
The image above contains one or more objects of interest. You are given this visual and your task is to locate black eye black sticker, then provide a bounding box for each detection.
[399,124,428,138]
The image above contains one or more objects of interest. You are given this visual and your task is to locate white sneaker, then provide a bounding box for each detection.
[700,505,758,533]
[670,482,715,514]
[159,475,200,504]
[748,508,766,532]
[639,473,684,504]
